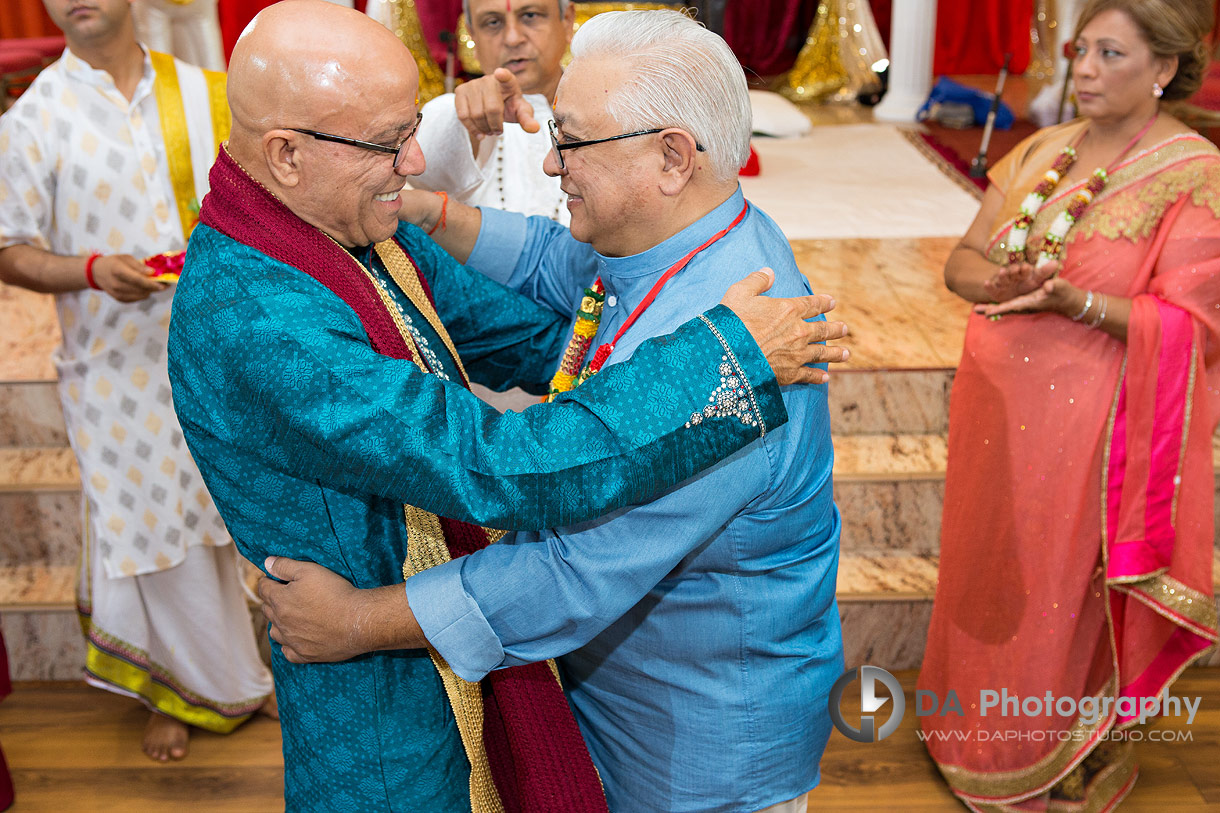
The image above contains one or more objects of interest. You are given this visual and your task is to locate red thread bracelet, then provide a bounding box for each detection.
[427,191,448,236]
[84,253,102,290]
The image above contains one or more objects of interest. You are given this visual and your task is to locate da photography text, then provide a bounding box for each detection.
[917,687,1201,727]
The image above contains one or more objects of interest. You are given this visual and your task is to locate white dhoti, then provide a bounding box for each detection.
[79,511,273,731]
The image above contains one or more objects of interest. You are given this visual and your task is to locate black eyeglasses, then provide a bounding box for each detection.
[288,112,423,169]
[548,119,705,171]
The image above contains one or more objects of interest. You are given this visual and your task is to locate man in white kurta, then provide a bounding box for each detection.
[407,0,572,224]
[0,0,271,761]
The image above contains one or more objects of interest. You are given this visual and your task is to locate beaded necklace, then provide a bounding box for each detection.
[495,136,566,222]
[1006,112,1158,269]
[544,201,750,401]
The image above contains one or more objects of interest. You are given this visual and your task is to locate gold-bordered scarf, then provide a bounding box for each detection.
[149,51,229,241]
[368,242,502,806]
[987,126,1220,262]
[369,239,567,813]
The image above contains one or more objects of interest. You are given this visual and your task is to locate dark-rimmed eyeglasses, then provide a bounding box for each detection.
[288,112,423,169]
[548,119,705,171]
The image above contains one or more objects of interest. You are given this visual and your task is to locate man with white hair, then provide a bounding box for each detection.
[410,0,574,223]
[263,10,843,813]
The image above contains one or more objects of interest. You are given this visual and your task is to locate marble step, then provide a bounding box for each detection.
[0,438,953,567]
[0,381,67,447]
[2,609,87,681]
[0,559,83,681]
[3,432,1218,573]
[0,563,75,612]
[0,448,80,566]
[0,561,266,681]
[0,552,948,677]
[836,551,1220,672]
[6,550,1215,680]
[834,433,946,555]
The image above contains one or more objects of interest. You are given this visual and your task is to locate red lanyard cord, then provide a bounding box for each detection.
[588,200,750,372]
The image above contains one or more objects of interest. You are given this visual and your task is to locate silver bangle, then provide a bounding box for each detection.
[1072,290,1094,322]
[1088,294,1108,328]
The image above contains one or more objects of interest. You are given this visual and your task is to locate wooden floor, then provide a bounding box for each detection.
[1,669,1217,811]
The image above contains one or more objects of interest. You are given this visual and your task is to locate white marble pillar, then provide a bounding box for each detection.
[873,0,937,122]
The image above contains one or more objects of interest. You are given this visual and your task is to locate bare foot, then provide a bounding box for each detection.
[258,690,279,720]
[142,712,189,762]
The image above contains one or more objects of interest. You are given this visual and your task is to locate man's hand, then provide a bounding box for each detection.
[398,188,444,231]
[92,254,166,302]
[454,67,541,141]
[720,268,849,386]
[259,557,425,663]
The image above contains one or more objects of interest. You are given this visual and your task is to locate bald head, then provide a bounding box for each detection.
[227,0,419,162]
[223,0,426,248]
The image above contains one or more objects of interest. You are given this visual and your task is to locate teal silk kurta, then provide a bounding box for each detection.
[167,220,788,812]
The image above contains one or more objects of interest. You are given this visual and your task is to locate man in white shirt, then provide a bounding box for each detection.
[0,0,272,762]
[411,0,573,223]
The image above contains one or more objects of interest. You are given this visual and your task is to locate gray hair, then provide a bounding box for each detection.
[463,0,570,27]
[570,9,751,182]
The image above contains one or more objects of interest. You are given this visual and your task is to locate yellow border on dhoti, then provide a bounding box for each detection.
[83,638,255,734]
[77,499,263,735]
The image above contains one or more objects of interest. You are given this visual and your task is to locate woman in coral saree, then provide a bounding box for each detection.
[919,1,1219,809]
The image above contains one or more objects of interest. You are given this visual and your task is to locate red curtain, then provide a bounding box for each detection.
[872,0,892,52]
[416,0,463,69]
[217,0,369,64]
[722,0,819,78]
[933,0,1033,75]
[0,0,59,39]
[408,0,893,82]
[218,0,279,63]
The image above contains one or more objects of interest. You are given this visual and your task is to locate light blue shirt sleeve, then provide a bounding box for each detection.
[405,442,771,683]
[466,206,597,316]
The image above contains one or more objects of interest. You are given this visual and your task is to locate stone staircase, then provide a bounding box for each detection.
[831,368,951,671]
[0,380,84,679]
[4,364,1219,679]
[829,367,1220,671]
[4,256,1219,680]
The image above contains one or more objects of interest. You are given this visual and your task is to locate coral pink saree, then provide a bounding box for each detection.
[919,120,1220,811]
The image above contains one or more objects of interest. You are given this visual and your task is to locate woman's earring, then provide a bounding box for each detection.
[1152,82,1164,98]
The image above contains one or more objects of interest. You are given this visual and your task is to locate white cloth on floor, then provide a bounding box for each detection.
[739,123,981,239]
[755,795,809,813]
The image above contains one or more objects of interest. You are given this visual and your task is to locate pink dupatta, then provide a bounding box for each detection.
[1106,295,1216,723]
